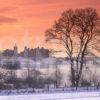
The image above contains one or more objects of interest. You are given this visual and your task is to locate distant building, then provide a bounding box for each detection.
[1,46,49,61]
[19,47,49,60]
[24,46,28,58]
[2,49,14,57]
[13,44,18,57]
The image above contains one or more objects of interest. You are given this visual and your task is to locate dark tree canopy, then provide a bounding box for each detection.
[4,61,20,70]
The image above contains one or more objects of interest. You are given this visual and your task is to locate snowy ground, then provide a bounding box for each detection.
[0,91,100,100]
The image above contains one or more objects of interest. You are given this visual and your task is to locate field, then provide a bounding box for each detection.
[0,91,100,100]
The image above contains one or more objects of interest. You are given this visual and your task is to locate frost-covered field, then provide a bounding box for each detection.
[0,91,100,100]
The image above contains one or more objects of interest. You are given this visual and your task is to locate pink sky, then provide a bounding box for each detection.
[0,0,99,51]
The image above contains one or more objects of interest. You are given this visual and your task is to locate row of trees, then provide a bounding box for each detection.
[0,60,99,89]
[45,8,100,87]
[0,60,63,89]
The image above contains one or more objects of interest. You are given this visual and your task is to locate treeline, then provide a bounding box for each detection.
[0,60,100,90]
[0,60,62,90]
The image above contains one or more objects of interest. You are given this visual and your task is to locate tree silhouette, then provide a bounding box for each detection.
[45,8,100,87]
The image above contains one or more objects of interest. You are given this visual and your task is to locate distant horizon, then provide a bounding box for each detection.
[0,45,49,53]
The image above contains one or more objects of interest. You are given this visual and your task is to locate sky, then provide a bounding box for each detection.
[0,0,99,52]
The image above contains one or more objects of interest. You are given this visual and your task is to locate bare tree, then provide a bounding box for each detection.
[45,9,76,86]
[45,8,100,87]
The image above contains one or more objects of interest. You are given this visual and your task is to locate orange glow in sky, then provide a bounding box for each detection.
[0,0,99,52]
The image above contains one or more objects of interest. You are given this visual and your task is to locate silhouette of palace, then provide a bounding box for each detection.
[1,45,49,60]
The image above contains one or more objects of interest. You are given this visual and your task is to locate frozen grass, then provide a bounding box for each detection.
[0,91,100,100]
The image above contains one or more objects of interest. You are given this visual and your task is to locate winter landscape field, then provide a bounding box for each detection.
[0,91,100,100]
[0,0,100,100]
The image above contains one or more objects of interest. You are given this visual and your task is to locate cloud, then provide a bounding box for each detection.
[0,16,17,23]
[0,7,17,13]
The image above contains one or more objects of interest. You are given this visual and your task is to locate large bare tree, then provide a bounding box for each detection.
[45,8,100,87]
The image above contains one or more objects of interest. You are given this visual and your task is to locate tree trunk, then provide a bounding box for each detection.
[70,59,76,87]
